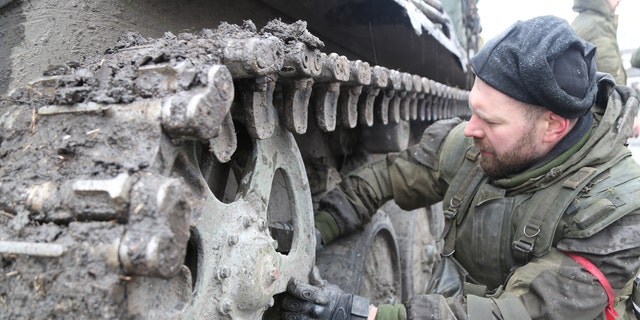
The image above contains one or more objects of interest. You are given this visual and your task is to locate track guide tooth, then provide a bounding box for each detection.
[338,60,370,129]
[209,113,237,163]
[314,82,340,132]
[282,77,314,134]
[339,86,362,128]
[242,76,277,139]
[358,86,378,127]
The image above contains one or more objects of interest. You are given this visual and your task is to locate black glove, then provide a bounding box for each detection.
[281,267,370,320]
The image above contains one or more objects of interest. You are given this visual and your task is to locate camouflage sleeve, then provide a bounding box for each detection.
[403,213,640,320]
[316,118,463,241]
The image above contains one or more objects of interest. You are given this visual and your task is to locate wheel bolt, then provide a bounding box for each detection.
[227,235,238,246]
[218,300,232,315]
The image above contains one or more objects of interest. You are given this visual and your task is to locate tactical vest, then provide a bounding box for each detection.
[439,146,638,291]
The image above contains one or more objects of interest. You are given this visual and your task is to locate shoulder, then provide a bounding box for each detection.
[571,13,611,39]
[403,118,467,169]
[562,158,640,241]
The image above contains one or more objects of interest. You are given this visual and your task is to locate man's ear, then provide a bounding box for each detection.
[542,111,572,143]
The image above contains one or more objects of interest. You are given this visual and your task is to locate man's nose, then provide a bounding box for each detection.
[463,115,483,138]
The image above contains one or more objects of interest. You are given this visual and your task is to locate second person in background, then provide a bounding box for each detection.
[571,0,626,84]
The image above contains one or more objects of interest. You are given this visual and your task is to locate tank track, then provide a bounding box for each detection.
[0,20,469,319]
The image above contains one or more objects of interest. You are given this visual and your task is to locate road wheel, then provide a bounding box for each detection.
[315,209,402,305]
[127,117,317,319]
[387,201,444,301]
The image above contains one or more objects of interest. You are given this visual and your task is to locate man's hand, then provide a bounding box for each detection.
[280,267,370,320]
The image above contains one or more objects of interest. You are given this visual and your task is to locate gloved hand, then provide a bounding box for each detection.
[280,267,370,320]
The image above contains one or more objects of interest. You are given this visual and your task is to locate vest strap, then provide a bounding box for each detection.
[441,160,485,256]
[512,166,598,263]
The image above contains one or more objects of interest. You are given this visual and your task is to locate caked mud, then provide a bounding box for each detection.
[1,17,468,319]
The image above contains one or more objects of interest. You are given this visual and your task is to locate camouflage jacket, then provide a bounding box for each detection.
[571,0,626,85]
[318,76,640,319]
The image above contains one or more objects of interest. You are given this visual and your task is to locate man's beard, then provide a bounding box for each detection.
[475,129,541,179]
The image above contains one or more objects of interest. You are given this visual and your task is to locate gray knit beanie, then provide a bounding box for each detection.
[470,15,597,119]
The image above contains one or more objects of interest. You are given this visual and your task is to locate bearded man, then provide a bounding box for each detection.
[280,15,640,320]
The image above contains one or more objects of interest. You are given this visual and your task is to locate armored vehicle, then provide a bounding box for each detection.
[0,0,480,318]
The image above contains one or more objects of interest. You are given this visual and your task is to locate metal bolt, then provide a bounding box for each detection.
[301,49,309,69]
[227,235,238,246]
[0,241,65,257]
[267,267,280,283]
[217,266,231,279]
[243,216,253,228]
[218,300,232,315]
[258,219,267,231]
